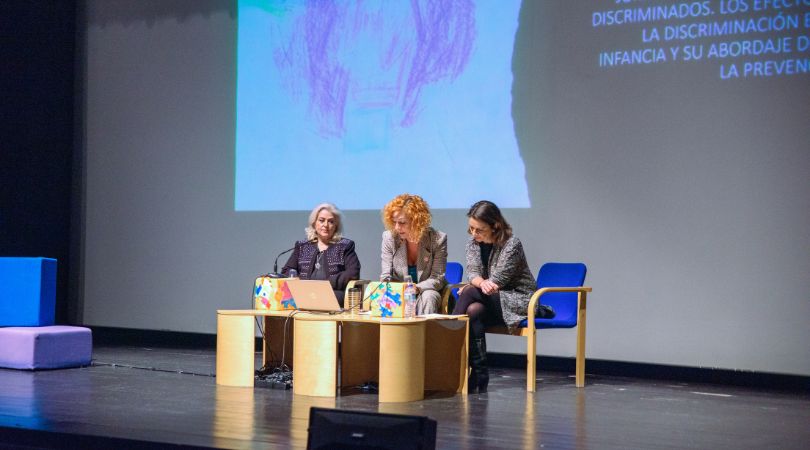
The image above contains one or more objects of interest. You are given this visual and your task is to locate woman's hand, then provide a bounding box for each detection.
[480,279,500,295]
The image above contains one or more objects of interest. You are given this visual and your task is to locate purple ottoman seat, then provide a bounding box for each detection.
[0,326,92,370]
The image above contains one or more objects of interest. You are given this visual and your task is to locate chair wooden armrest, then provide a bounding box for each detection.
[440,282,469,314]
[486,287,593,334]
[526,286,593,324]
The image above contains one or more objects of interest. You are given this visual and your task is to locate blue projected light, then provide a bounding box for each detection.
[235,0,530,211]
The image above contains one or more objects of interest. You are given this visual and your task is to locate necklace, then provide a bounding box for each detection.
[314,251,323,270]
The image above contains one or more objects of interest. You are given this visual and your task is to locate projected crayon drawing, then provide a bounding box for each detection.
[236,0,530,210]
[281,0,475,137]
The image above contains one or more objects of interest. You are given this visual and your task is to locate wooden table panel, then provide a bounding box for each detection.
[292,319,338,397]
[379,321,425,403]
[216,314,256,387]
[425,318,468,393]
[340,321,379,388]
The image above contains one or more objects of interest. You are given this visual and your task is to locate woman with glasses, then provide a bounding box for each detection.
[453,200,554,393]
[281,203,361,307]
[380,194,447,315]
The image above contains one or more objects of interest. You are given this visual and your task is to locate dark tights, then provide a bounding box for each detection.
[452,286,505,339]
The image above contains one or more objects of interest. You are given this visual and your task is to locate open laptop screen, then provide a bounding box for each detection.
[285,279,343,312]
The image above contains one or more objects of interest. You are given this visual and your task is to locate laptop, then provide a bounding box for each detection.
[285,279,343,313]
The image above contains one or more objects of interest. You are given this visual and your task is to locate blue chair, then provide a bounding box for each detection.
[440,262,464,313]
[487,262,591,391]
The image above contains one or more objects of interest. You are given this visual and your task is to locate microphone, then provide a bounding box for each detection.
[267,246,296,278]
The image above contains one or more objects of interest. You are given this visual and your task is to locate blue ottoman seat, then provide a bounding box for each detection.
[0,257,57,327]
[0,326,92,370]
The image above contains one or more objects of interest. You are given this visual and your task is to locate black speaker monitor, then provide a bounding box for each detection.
[307,407,437,450]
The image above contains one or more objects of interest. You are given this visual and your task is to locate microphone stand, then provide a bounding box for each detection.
[266,246,295,278]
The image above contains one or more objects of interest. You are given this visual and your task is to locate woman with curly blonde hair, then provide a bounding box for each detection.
[380,194,447,314]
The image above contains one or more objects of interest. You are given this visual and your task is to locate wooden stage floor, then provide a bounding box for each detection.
[1,344,808,449]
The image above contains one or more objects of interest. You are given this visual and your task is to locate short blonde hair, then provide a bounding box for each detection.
[305,203,343,243]
[381,194,432,241]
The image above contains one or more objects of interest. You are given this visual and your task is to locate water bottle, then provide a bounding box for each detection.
[404,275,417,318]
[288,269,298,279]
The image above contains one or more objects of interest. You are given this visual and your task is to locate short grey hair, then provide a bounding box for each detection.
[305,203,343,243]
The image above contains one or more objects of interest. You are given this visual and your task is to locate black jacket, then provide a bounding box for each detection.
[281,238,361,293]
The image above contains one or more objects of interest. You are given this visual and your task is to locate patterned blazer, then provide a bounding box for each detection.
[282,238,361,292]
[465,236,536,330]
[380,227,447,292]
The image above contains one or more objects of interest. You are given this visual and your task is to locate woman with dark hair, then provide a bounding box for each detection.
[281,203,361,307]
[452,200,554,393]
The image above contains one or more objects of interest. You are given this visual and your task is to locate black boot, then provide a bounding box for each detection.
[469,337,489,393]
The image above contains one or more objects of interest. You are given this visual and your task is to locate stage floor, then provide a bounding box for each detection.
[1,344,808,449]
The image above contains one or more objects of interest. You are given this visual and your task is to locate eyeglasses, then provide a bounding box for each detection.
[468,226,491,235]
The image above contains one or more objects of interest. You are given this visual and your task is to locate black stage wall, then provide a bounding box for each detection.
[0,1,78,324]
